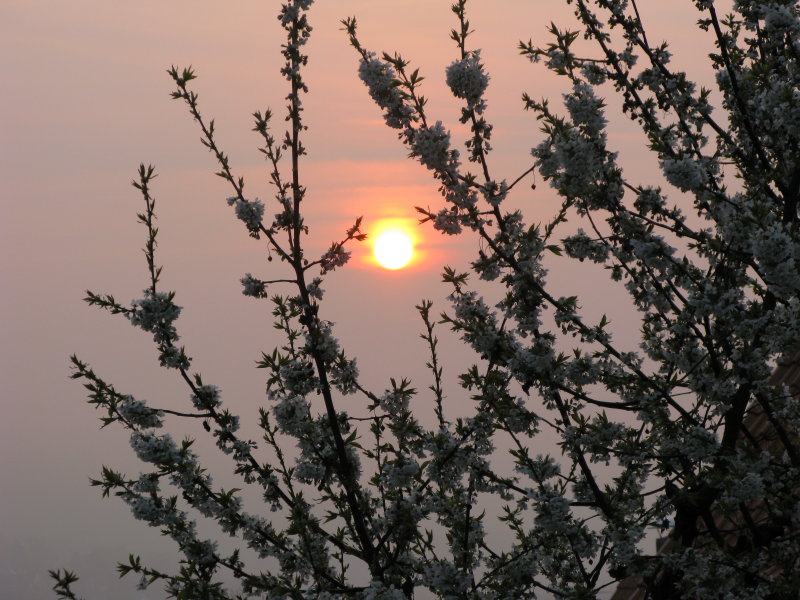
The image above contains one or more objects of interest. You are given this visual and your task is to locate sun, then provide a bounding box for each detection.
[374,229,414,270]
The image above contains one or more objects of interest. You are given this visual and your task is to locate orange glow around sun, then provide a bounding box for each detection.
[370,219,417,270]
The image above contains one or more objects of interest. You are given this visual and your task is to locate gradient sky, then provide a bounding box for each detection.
[2,2,726,598]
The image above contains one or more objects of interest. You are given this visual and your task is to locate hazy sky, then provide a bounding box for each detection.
[2,2,726,598]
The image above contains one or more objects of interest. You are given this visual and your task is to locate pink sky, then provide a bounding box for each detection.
[1,2,727,597]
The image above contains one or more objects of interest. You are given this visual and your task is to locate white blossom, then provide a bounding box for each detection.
[227,196,265,232]
[241,273,268,298]
[191,384,221,411]
[320,244,350,273]
[358,54,414,129]
[361,581,406,600]
[128,290,181,343]
[130,431,183,465]
[660,155,709,192]
[158,345,190,370]
[118,395,163,429]
[412,122,455,173]
[445,50,489,106]
[564,83,607,136]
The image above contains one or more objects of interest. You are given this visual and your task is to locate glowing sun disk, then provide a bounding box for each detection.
[374,229,413,270]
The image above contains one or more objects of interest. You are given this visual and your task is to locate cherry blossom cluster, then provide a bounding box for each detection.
[55,1,800,599]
